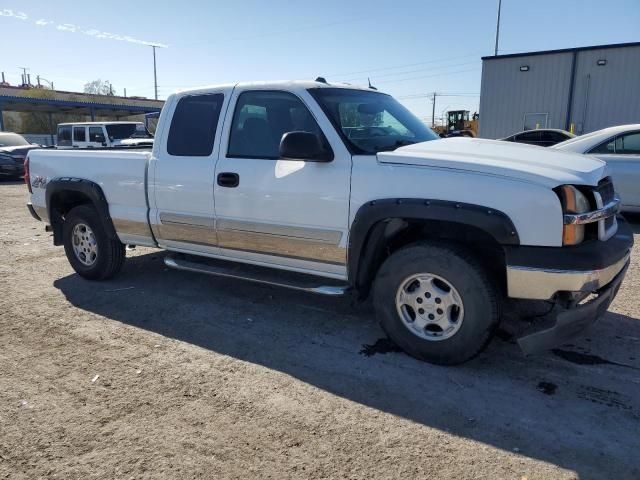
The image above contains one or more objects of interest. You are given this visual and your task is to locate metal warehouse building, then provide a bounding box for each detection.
[478,42,640,139]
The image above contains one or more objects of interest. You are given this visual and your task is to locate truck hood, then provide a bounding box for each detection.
[377,137,607,188]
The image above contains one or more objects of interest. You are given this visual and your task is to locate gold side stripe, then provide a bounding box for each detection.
[216,219,342,244]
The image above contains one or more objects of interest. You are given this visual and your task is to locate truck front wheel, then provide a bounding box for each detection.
[63,205,125,280]
[373,242,499,365]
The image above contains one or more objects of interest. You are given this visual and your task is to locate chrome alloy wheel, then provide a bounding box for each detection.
[72,223,98,266]
[395,273,465,341]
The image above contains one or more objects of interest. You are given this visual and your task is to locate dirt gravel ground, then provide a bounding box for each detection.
[1,179,639,479]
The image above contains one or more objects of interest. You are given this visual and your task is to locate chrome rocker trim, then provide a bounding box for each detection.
[506,252,630,300]
[563,197,620,225]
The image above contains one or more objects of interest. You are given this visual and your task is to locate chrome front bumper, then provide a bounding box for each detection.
[562,196,620,225]
[507,252,630,300]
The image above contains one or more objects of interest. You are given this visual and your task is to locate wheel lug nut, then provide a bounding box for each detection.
[416,298,423,304]
[437,308,443,315]
[435,298,442,304]
[428,314,435,320]
[425,292,431,298]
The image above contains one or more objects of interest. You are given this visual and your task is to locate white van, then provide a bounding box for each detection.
[56,122,154,149]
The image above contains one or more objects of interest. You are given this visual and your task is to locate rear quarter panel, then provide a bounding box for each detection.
[28,149,153,244]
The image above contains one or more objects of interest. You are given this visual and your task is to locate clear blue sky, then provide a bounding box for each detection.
[2,0,639,122]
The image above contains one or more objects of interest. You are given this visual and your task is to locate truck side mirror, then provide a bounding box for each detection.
[279,131,333,162]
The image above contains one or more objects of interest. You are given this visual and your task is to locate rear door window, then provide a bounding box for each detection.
[589,138,615,154]
[615,132,640,154]
[516,131,540,144]
[89,127,106,143]
[57,126,72,146]
[536,131,565,146]
[73,127,86,142]
[167,94,224,156]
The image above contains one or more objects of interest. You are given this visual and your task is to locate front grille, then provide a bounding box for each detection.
[596,177,615,205]
[593,176,617,241]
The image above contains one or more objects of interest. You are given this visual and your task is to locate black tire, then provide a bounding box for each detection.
[63,205,125,280]
[372,241,499,365]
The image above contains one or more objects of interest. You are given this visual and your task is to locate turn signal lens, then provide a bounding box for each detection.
[557,185,590,245]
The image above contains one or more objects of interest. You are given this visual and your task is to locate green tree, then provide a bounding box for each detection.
[84,79,115,96]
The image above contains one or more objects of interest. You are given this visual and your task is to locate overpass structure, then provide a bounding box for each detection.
[0,86,164,142]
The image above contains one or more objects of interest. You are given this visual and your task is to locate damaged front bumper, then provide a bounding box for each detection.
[516,261,628,354]
[504,216,633,354]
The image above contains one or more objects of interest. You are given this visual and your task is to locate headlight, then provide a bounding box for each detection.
[557,185,591,245]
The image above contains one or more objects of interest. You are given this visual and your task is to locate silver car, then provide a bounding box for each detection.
[554,124,640,212]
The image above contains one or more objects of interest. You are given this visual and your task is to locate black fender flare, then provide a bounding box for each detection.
[45,178,118,245]
[348,198,520,292]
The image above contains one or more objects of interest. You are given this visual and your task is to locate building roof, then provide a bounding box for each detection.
[0,85,163,117]
[482,41,640,61]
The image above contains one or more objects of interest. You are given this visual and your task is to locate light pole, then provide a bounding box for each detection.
[151,45,158,100]
[37,76,54,90]
[430,92,438,127]
[494,0,502,56]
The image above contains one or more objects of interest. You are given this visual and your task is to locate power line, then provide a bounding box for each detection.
[398,92,480,100]
[342,60,480,83]
[375,67,480,85]
[327,52,484,78]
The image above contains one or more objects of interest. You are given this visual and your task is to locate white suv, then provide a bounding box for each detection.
[56,122,154,149]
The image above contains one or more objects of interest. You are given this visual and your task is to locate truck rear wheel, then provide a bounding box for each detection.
[63,205,125,280]
[372,242,498,365]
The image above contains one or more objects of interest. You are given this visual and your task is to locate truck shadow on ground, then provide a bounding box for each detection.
[54,251,640,479]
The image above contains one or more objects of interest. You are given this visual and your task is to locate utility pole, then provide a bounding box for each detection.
[19,67,29,86]
[151,45,158,100]
[494,0,502,56]
[431,92,437,127]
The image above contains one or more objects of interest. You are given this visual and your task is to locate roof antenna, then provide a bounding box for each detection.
[368,77,377,90]
[315,76,328,84]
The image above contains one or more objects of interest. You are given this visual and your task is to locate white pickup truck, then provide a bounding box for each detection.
[25,79,632,365]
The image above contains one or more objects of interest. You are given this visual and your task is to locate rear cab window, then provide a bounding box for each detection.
[167,94,224,156]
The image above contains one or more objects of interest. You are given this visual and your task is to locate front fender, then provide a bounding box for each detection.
[347,198,520,293]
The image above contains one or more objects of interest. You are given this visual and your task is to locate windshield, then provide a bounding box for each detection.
[0,133,29,147]
[105,123,153,140]
[309,88,438,154]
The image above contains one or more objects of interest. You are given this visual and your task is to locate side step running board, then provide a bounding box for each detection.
[164,254,349,296]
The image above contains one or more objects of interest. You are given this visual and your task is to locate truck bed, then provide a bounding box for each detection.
[28,149,154,245]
